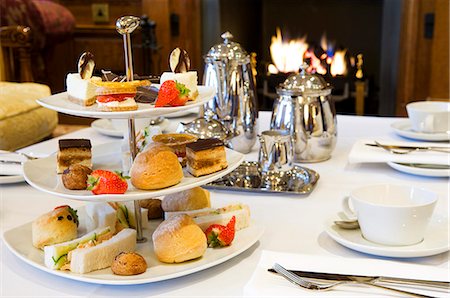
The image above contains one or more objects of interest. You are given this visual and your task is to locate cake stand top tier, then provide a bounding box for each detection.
[37,85,215,119]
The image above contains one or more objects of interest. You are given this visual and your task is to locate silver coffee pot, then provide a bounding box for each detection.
[202,31,258,154]
[271,65,337,162]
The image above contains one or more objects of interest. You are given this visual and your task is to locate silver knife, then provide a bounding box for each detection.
[268,268,449,289]
[366,143,450,151]
[0,160,22,165]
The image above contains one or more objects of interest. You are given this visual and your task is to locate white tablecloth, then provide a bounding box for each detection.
[1,112,449,297]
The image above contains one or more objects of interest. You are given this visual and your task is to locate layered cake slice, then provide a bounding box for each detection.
[66,52,101,106]
[160,48,198,100]
[57,139,92,174]
[186,138,228,177]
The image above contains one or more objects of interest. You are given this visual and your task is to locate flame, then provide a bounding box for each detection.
[330,49,348,76]
[269,28,308,73]
[304,50,327,75]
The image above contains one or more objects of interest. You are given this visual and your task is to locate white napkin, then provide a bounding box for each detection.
[0,152,27,176]
[244,250,449,297]
[348,139,450,166]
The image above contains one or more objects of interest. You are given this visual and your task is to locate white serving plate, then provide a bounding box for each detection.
[23,142,245,202]
[91,118,170,138]
[387,161,450,177]
[37,86,214,119]
[2,217,264,285]
[325,215,449,258]
[391,120,450,142]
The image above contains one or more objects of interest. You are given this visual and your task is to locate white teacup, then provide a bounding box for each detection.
[406,101,450,133]
[342,184,437,246]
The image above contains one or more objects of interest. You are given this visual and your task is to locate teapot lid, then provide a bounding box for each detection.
[205,32,250,63]
[177,111,229,141]
[277,63,332,96]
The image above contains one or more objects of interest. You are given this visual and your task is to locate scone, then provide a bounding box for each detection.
[130,144,183,190]
[95,80,150,112]
[152,214,206,263]
[32,205,79,249]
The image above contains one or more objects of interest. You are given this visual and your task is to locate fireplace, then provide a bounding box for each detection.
[202,0,402,116]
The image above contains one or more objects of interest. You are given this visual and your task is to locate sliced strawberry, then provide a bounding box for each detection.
[87,170,129,195]
[96,93,135,103]
[205,216,236,247]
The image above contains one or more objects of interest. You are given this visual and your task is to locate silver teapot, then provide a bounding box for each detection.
[201,31,258,154]
[271,66,337,162]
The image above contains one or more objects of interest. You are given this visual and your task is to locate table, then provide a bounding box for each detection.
[1,112,449,297]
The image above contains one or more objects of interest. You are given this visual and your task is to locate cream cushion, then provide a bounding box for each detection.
[0,82,58,150]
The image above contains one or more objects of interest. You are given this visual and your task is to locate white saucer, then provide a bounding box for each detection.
[91,119,170,137]
[387,161,450,177]
[391,120,450,142]
[325,215,450,258]
[0,175,25,184]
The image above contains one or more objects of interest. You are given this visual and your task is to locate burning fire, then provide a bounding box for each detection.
[269,28,308,74]
[269,29,349,77]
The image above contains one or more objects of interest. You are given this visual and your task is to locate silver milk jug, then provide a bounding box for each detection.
[258,130,294,175]
[271,67,337,162]
[202,31,258,154]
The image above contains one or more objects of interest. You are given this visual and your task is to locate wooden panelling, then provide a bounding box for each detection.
[396,0,449,116]
[429,0,449,99]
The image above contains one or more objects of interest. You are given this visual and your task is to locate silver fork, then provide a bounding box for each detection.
[0,151,39,160]
[272,263,435,298]
[374,141,450,154]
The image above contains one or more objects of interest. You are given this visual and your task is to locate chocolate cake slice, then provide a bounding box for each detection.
[186,138,228,177]
[56,139,92,174]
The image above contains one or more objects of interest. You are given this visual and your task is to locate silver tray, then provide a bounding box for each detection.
[204,161,319,194]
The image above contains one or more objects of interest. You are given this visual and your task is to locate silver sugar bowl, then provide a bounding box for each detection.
[271,66,337,162]
[202,31,258,154]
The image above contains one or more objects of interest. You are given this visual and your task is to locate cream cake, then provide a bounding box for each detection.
[66,52,100,106]
[186,138,228,177]
[66,74,101,106]
[56,139,92,174]
[160,48,198,100]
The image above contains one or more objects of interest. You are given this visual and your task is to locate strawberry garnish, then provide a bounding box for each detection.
[205,216,236,248]
[87,170,129,195]
[155,80,191,107]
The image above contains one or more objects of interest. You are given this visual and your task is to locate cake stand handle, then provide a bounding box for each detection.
[117,16,147,243]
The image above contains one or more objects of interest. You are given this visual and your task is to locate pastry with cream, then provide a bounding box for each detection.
[160,48,198,100]
[94,80,150,112]
[66,52,102,106]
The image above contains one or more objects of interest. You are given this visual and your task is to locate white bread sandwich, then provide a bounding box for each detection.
[109,202,149,232]
[44,227,136,274]
[84,202,117,234]
[165,203,250,232]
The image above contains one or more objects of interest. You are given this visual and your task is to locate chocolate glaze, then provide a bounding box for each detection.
[59,139,92,150]
[186,138,224,152]
[78,52,95,79]
[170,48,191,73]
